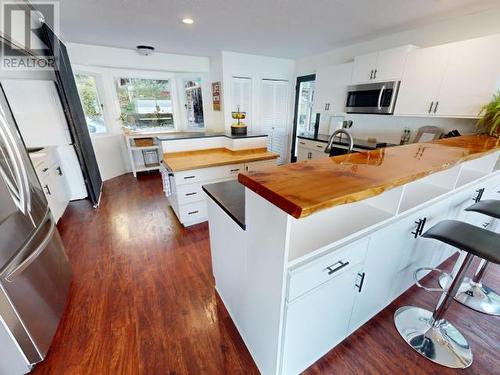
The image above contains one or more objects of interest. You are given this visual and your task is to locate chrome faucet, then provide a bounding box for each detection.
[325,129,354,155]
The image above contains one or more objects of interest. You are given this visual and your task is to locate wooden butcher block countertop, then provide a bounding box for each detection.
[238,135,500,219]
[163,147,279,172]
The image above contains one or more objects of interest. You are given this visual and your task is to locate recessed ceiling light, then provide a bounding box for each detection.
[182,17,194,25]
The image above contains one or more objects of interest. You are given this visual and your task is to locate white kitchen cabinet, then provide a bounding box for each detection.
[296,139,329,162]
[396,34,500,118]
[351,52,378,84]
[394,45,451,116]
[282,263,363,375]
[351,45,416,84]
[313,63,353,117]
[436,35,500,118]
[244,159,277,172]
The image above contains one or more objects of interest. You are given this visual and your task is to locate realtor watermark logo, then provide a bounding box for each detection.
[1,1,59,70]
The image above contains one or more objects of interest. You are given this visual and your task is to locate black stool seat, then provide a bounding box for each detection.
[465,199,500,219]
[423,220,500,264]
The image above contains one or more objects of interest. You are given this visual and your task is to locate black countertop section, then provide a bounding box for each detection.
[297,132,396,150]
[157,131,267,141]
[202,180,246,230]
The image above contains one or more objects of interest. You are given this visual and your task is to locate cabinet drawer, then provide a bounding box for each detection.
[287,238,369,301]
[175,164,243,185]
[297,139,327,152]
[177,182,207,205]
[179,200,208,224]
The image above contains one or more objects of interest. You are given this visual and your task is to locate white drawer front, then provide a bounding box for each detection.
[177,182,207,205]
[175,163,244,185]
[179,200,208,224]
[297,139,327,152]
[288,238,369,301]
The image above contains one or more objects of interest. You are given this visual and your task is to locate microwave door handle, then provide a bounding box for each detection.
[377,85,386,110]
[4,214,55,282]
[0,117,28,213]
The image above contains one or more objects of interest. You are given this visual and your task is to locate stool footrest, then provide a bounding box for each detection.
[414,267,452,293]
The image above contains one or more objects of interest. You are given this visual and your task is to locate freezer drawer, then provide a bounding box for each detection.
[0,214,72,364]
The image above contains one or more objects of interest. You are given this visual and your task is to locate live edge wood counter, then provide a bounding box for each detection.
[163,147,279,172]
[238,135,500,219]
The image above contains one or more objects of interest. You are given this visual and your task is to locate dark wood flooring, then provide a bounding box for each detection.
[33,173,499,375]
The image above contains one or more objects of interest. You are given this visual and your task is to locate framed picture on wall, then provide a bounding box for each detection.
[212,82,221,111]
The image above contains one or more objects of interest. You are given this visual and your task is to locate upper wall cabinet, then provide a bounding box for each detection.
[395,34,500,118]
[351,45,417,84]
[313,63,353,120]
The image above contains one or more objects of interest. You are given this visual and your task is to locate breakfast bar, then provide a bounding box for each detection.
[204,135,500,375]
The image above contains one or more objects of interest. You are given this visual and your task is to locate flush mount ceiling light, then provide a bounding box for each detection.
[181,17,194,25]
[136,45,155,56]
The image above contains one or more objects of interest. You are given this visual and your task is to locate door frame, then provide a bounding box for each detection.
[290,74,316,163]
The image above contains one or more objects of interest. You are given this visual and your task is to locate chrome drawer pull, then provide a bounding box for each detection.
[230,169,240,173]
[185,192,197,196]
[184,175,196,180]
[188,210,199,215]
[325,260,349,275]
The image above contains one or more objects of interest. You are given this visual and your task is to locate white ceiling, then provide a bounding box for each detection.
[56,0,499,58]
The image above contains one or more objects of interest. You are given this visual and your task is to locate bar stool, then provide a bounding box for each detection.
[439,199,500,316]
[394,220,500,368]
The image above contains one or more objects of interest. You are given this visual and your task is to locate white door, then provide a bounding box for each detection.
[394,45,451,116]
[282,264,362,375]
[436,35,500,118]
[374,45,415,82]
[261,79,289,164]
[351,52,378,83]
[230,77,252,130]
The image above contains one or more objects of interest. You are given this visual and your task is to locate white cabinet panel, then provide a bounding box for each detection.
[231,77,252,129]
[313,63,353,117]
[351,52,378,84]
[395,45,451,116]
[436,35,500,118]
[375,45,416,82]
[1,79,71,147]
[283,264,362,375]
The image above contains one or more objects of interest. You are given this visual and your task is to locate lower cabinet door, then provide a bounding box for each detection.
[348,220,415,334]
[282,264,362,375]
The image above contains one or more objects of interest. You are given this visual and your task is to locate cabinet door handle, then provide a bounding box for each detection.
[230,168,240,173]
[482,222,490,228]
[355,272,366,292]
[44,184,51,195]
[325,260,349,275]
[411,217,427,238]
[185,192,197,196]
[433,101,439,114]
[56,166,63,176]
[428,101,434,114]
[316,145,323,149]
[373,69,377,79]
[473,188,485,203]
[299,141,306,145]
[188,210,199,215]
[184,175,196,180]
[307,152,312,159]
[369,70,374,80]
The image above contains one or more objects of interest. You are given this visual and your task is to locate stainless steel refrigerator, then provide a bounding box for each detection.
[0,85,72,374]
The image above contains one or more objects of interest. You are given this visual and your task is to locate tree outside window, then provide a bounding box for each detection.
[75,73,107,134]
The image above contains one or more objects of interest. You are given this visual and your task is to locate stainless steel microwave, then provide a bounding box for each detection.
[345,81,400,114]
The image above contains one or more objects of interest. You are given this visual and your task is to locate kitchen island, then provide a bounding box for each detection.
[160,132,278,226]
[204,135,500,375]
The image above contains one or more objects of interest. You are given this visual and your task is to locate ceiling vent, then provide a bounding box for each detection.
[136,45,155,56]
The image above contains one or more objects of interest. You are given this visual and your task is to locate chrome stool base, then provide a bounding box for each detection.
[394,306,473,369]
[439,275,500,316]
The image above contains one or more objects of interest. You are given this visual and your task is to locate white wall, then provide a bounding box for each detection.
[67,42,219,180]
[295,7,500,143]
[208,54,225,130]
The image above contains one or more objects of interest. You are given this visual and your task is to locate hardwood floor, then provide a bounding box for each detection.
[33,173,499,375]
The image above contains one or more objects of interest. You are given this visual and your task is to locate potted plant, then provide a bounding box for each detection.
[476,92,500,137]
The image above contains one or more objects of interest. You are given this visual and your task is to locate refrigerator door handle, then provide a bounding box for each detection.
[0,114,30,214]
[4,214,55,282]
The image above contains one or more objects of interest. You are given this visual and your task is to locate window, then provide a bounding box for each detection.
[183,78,205,128]
[115,78,174,131]
[75,73,107,134]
